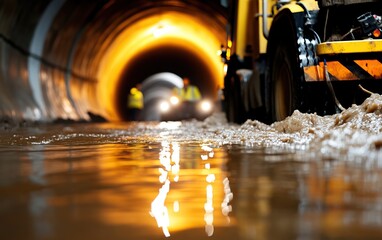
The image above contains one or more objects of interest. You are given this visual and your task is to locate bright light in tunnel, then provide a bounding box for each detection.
[200,100,212,113]
[169,96,179,106]
[159,101,170,113]
[97,11,226,121]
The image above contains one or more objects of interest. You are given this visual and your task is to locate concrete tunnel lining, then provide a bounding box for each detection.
[0,0,228,122]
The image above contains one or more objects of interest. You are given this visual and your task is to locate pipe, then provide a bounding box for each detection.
[324,59,345,112]
[262,0,269,39]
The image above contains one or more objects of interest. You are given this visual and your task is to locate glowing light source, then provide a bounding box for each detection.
[200,100,212,113]
[159,101,170,112]
[373,28,381,38]
[169,96,180,105]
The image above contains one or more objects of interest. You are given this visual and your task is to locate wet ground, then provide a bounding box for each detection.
[1,94,382,240]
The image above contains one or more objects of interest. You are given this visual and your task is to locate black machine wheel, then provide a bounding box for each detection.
[271,44,296,121]
[224,73,244,123]
[223,54,246,123]
[265,12,305,123]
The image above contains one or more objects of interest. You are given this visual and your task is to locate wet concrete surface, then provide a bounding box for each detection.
[1,110,382,239]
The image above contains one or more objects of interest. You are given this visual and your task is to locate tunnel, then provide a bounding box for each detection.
[0,0,228,122]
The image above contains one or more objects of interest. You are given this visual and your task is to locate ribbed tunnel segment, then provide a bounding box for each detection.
[0,0,228,122]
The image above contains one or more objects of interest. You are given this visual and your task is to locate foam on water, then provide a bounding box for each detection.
[2,94,382,161]
[204,94,382,160]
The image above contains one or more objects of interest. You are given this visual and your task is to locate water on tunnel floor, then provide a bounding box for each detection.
[1,114,382,240]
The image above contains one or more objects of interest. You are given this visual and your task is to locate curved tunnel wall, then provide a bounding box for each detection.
[0,1,48,121]
[0,0,228,122]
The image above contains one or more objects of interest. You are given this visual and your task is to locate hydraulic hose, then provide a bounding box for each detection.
[324,59,345,112]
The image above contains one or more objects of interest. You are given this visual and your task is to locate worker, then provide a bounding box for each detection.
[177,77,201,102]
[127,83,144,121]
[173,77,202,119]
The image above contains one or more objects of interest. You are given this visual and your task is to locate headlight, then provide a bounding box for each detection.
[159,101,170,112]
[169,96,180,105]
[199,100,212,113]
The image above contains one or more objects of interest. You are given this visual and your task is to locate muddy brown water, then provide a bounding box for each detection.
[1,94,382,239]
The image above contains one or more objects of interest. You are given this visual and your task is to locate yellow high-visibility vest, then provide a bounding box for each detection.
[173,86,201,101]
[127,88,144,109]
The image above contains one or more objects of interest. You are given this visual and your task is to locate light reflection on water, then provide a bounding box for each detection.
[0,122,382,239]
[150,140,233,238]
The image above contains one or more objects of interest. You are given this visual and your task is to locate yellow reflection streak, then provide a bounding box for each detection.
[159,141,171,172]
[158,168,168,184]
[204,184,215,237]
[206,173,216,183]
[221,177,233,218]
[151,140,174,237]
[150,179,171,237]
[173,200,180,213]
[202,144,215,236]
[171,142,180,182]
[151,142,234,237]
[151,141,182,237]
[205,163,211,169]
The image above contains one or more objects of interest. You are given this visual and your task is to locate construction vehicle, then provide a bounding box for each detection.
[222,0,382,123]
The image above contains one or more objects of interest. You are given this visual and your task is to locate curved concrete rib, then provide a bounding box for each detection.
[28,0,66,120]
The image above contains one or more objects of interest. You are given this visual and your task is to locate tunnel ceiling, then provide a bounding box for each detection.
[119,43,216,90]
[0,0,229,121]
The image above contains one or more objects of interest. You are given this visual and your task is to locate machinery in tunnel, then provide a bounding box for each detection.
[223,0,382,124]
[117,43,218,121]
[0,0,228,122]
[139,72,184,121]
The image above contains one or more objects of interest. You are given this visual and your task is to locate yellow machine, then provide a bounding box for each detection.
[223,0,382,123]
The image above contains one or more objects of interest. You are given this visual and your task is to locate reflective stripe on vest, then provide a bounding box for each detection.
[180,86,201,101]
